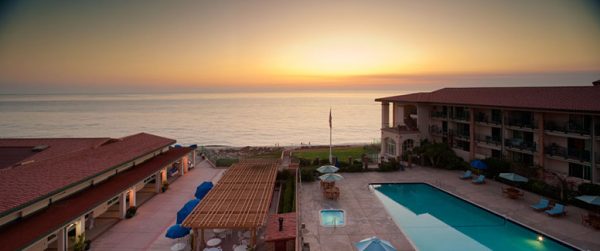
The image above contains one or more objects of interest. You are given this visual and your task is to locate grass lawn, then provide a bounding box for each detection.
[293,146,374,161]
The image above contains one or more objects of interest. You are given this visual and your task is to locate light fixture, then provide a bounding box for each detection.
[537,235,544,242]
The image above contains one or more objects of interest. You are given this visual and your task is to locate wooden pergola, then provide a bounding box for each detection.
[182,159,279,250]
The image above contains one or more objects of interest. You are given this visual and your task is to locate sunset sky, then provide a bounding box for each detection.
[0,0,599,93]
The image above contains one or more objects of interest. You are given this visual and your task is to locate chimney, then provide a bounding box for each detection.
[593,80,600,86]
[278,217,284,231]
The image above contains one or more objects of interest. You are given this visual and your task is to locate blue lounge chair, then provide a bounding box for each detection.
[530,198,550,211]
[545,203,566,216]
[459,170,472,179]
[472,175,485,184]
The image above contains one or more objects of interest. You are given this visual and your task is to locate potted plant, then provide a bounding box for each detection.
[125,206,137,219]
[162,182,169,192]
[73,234,86,251]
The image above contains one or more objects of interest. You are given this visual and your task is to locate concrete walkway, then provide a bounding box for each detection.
[300,165,600,251]
[91,160,224,251]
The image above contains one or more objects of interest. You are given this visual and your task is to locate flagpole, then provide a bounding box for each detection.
[329,108,332,164]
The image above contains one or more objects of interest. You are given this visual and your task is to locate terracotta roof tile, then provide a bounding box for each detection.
[0,147,192,251]
[375,86,600,112]
[0,133,175,215]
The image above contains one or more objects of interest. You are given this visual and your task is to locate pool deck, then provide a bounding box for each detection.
[299,165,600,251]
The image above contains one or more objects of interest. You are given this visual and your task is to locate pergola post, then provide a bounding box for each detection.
[200,228,205,250]
[251,228,257,247]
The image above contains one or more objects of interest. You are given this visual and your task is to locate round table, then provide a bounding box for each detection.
[206,238,222,247]
[170,243,186,251]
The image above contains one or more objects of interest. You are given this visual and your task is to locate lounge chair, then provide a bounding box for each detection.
[530,198,549,211]
[472,175,485,184]
[545,203,566,217]
[459,170,472,179]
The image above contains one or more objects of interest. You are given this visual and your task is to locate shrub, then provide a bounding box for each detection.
[279,176,296,213]
[482,157,511,178]
[215,158,239,167]
[300,167,316,182]
[378,158,401,172]
[298,158,312,167]
[339,161,364,172]
[578,183,600,195]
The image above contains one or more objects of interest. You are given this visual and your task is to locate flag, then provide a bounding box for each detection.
[329,108,332,128]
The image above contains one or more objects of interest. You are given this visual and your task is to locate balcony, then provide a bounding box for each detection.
[506,118,537,130]
[544,121,591,136]
[450,112,470,122]
[505,138,536,153]
[475,135,501,148]
[451,129,470,141]
[382,125,419,135]
[474,113,502,126]
[545,144,591,163]
[431,111,448,119]
[429,126,448,137]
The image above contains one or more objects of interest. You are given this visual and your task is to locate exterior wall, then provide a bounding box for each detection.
[454,148,470,161]
[23,237,49,251]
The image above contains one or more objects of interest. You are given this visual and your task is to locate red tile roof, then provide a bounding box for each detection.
[375,86,600,112]
[265,212,297,242]
[0,138,110,168]
[0,133,175,215]
[0,147,192,251]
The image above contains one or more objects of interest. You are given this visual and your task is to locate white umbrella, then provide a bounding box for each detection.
[576,195,600,206]
[319,173,344,182]
[317,165,339,173]
[498,173,528,183]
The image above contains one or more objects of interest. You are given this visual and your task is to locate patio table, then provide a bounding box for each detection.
[206,238,222,247]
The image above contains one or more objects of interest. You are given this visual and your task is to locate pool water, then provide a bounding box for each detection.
[372,183,577,251]
[320,209,345,227]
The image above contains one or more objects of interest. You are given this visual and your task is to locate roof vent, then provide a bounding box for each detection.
[32,145,49,152]
[593,80,600,86]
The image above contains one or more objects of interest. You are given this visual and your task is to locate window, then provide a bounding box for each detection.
[386,139,396,155]
[568,163,591,180]
[402,139,414,153]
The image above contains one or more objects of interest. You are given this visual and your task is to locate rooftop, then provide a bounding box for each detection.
[375,86,600,113]
[265,212,297,242]
[0,147,193,251]
[0,132,175,215]
[182,159,279,229]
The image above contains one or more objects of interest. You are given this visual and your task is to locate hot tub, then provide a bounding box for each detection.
[320,209,345,227]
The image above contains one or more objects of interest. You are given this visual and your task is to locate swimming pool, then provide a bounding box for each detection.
[372,183,578,251]
[320,209,345,227]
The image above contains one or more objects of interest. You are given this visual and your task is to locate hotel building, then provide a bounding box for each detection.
[376,83,600,184]
[0,133,196,251]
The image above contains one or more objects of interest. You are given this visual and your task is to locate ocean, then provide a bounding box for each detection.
[0,91,401,146]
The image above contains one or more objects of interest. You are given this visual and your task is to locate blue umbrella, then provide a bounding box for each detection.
[470,159,487,170]
[194,181,213,199]
[177,199,200,224]
[355,236,397,251]
[165,224,190,239]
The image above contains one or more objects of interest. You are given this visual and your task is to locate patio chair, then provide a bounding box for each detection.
[459,170,472,179]
[545,203,566,217]
[472,175,485,184]
[530,198,550,211]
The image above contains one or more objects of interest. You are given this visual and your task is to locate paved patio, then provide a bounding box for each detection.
[299,165,600,251]
[91,160,224,251]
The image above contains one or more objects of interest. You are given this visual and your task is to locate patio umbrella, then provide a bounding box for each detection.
[317,165,339,173]
[498,173,529,183]
[319,173,344,182]
[355,236,397,251]
[194,181,213,200]
[576,195,600,206]
[165,224,190,239]
[470,160,487,170]
[176,199,200,224]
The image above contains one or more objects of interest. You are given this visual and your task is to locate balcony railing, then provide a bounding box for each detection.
[506,118,537,129]
[475,135,501,146]
[505,138,536,152]
[450,112,470,121]
[475,113,502,125]
[545,144,590,162]
[450,129,470,141]
[429,126,448,136]
[431,111,448,119]
[544,121,591,135]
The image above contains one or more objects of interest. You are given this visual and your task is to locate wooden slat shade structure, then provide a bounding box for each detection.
[182,159,279,249]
